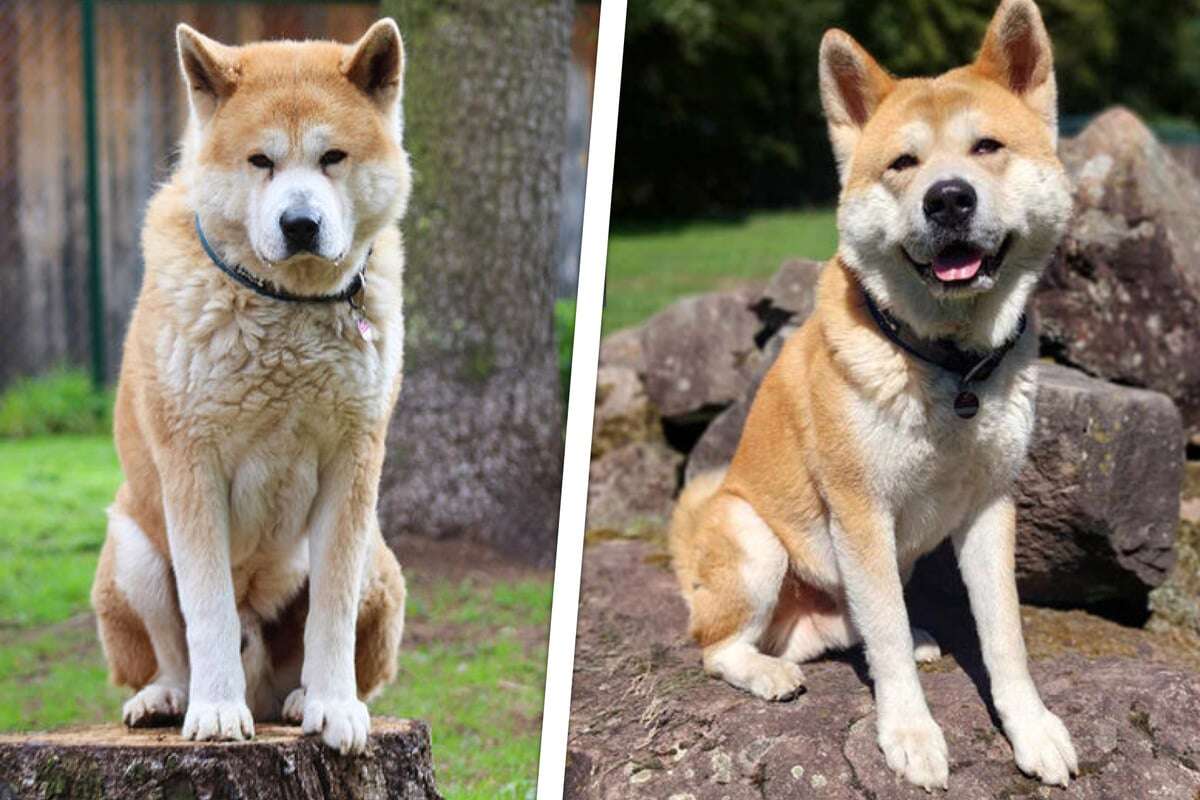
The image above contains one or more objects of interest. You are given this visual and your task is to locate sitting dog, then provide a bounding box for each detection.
[669,0,1078,789]
[91,19,411,754]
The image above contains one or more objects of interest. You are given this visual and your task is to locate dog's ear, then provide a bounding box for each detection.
[974,0,1057,141]
[819,30,894,183]
[176,25,238,125]
[343,19,405,111]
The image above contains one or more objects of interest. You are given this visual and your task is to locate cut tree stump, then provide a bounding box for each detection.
[0,718,441,800]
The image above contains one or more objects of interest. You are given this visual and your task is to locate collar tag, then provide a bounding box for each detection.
[862,289,1025,420]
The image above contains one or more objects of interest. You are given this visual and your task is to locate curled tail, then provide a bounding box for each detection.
[667,468,728,594]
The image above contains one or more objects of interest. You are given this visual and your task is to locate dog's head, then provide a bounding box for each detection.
[177,20,412,294]
[820,0,1070,347]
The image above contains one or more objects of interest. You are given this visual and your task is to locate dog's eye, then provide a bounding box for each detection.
[248,154,274,170]
[972,138,1004,155]
[320,149,348,167]
[888,154,919,172]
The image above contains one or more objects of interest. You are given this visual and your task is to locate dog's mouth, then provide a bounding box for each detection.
[902,234,1014,288]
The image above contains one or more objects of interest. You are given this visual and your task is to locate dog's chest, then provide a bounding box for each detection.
[160,299,398,577]
[849,358,1037,564]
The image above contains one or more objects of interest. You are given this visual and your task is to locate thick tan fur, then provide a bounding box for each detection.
[669,0,1078,790]
[89,19,412,752]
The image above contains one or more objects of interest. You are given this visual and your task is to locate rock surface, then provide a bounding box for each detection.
[638,289,763,422]
[587,440,683,534]
[1015,363,1182,603]
[0,719,440,800]
[1036,107,1200,444]
[591,365,660,459]
[567,540,1200,800]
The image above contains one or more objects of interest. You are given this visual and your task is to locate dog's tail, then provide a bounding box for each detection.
[667,468,728,593]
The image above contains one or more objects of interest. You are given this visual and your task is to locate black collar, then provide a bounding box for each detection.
[862,289,1026,388]
[194,214,366,305]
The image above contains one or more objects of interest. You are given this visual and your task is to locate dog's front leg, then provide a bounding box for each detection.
[953,496,1078,787]
[161,457,254,741]
[297,445,379,754]
[830,502,949,791]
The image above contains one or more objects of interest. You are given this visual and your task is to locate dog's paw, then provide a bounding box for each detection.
[181,700,255,742]
[281,687,306,724]
[123,684,187,728]
[911,627,942,663]
[1007,708,1078,787]
[301,695,370,755]
[747,658,806,702]
[879,714,949,791]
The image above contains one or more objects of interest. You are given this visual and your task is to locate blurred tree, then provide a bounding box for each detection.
[614,0,1199,219]
[378,1,570,565]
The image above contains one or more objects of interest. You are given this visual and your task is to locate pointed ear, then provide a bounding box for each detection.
[176,24,238,124]
[819,30,895,183]
[342,19,404,110]
[974,0,1057,140]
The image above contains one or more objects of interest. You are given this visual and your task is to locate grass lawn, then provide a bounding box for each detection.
[603,208,839,334]
[0,433,549,800]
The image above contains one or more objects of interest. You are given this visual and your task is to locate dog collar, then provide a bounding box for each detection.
[862,290,1026,420]
[194,214,375,340]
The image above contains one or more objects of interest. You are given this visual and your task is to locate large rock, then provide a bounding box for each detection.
[591,365,660,459]
[690,363,1183,606]
[1015,363,1182,603]
[638,288,762,421]
[586,440,683,534]
[1037,107,1200,444]
[567,540,1200,800]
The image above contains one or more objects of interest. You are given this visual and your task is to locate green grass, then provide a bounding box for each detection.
[378,578,550,799]
[0,431,550,800]
[0,435,119,626]
[603,208,838,334]
[0,368,112,438]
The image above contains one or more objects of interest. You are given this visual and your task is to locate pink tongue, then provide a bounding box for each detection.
[932,250,983,282]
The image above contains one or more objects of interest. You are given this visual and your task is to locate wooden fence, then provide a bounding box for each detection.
[0,1,380,388]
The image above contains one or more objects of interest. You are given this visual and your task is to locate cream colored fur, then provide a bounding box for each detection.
[90,19,411,754]
[669,0,1078,790]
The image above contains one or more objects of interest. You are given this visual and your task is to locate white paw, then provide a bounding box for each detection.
[1007,708,1078,787]
[747,658,806,702]
[301,695,370,755]
[282,687,306,724]
[879,714,949,791]
[123,684,187,727]
[182,700,255,742]
[911,627,942,663]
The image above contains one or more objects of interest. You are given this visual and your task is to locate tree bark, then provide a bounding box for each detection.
[378,0,571,566]
[0,720,440,800]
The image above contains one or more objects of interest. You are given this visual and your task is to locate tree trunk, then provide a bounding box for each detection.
[378,0,570,566]
[0,720,440,800]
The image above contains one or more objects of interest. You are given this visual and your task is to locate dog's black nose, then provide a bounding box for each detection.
[280,208,320,253]
[923,179,977,228]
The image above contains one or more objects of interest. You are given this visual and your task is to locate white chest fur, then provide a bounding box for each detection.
[153,282,401,609]
[845,344,1038,570]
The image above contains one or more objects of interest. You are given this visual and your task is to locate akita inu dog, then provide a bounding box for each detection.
[90,20,411,753]
[669,0,1078,789]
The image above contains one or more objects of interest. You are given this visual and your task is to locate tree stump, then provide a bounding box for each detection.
[0,718,441,800]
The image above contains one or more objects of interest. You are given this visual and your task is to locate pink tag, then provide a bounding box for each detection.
[357,317,374,342]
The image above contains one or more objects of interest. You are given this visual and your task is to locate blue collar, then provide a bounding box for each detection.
[194,214,366,306]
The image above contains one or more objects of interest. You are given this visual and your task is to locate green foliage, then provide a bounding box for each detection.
[616,0,1200,219]
[555,299,576,409]
[0,369,112,439]
[604,208,838,333]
